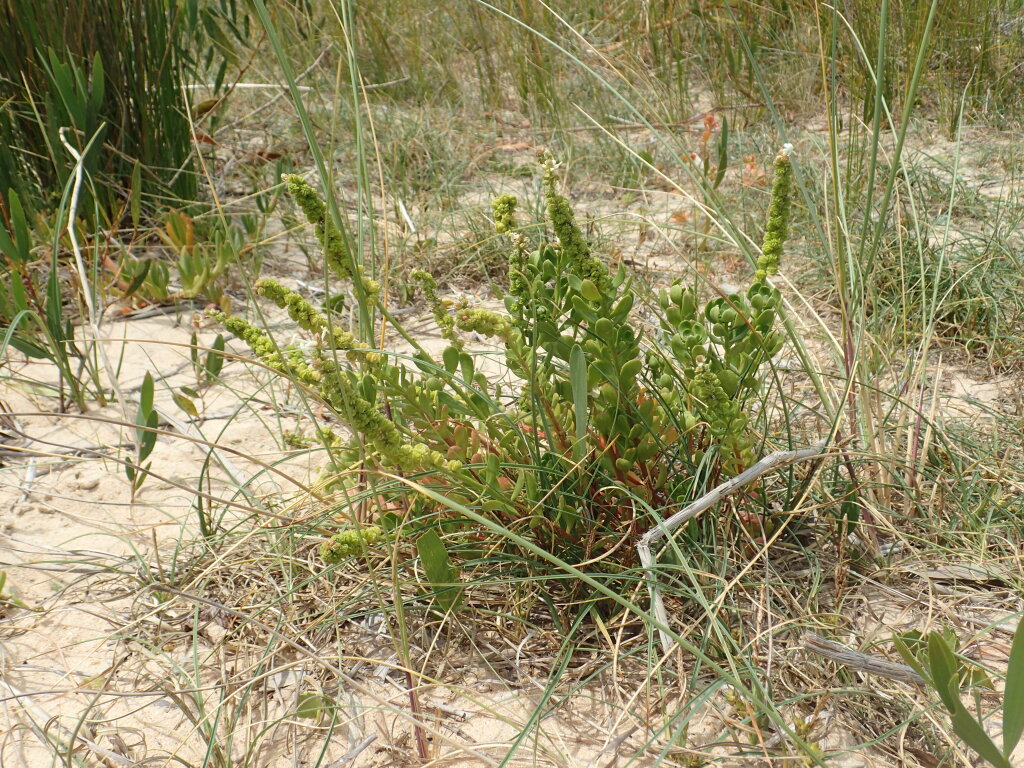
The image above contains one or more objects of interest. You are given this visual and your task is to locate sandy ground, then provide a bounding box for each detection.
[1,298,1020,767]
[2,130,1023,765]
[1,310,697,767]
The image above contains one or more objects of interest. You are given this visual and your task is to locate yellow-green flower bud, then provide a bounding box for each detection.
[755,145,793,284]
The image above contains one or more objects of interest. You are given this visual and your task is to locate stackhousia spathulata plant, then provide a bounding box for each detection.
[217,147,794,580]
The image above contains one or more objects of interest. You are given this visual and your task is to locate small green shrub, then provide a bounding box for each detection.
[218,148,794,584]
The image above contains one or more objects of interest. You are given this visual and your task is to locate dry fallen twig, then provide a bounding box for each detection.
[802,633,925,685]
[638,440,829,657]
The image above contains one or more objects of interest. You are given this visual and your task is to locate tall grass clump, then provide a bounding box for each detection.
[340,0,1023,141]
[0,0,197,221]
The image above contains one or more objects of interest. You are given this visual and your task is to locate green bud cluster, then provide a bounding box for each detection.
[282,174,380,297]
[320,525,383,564]
[491,194,531,309]
[543,156,609,292]
[755,145,793,283]
[283,173,350,279]
[215,312,285,373]
[455,307,514,342]
[412,269,459,345]
[257,278,326,332]
[690,366,753,471]
[318,426,344,447]
[255,277,374,361]
[492,194,518,235]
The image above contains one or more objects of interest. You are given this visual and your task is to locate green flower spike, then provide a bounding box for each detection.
[542,155,609,291]
[455,307,514,343]
[214,312,284,372]
[283,173,352,280]
[320,525,383,564]
[282,174,380,297]
[255,278,373,360]
[492,194,518,235]
[755,144,793,284]
[412,269,458,345]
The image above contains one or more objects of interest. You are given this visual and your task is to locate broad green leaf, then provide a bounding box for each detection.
[928,632,961,713]
[569,344,589,443]
[204,334,225,380]
[1003,624,1024,755]
[416,529,461,613]
[8,272,30,316]
[135,374,158,466]
[570,295,598,323]
[893,633,930,691]
[485,453,500,486]
[459,353,474,383]
[442,345,460,374]
[139,411,159,460]
[579,278,601,302]
[172,392,199,419]
[123,259,151,297]
[294,692,330,721]
[963,665,994,691]
[946,684,1013,768]
[192,98,220,119]
[139,372,154,416]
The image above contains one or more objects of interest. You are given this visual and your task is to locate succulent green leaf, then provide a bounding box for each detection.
[569,344,589,443]
[204,334,225,380]
[946,687,1014,768]
[295,692,331,721]
[927,631,961,713]
[417,529,461,613]
[172,391,198,419]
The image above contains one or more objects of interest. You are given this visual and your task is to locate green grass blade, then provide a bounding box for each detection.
[1003,623,1024,755]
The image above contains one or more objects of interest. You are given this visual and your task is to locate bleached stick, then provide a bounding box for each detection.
[802,633,925,685]
[638,440,829,657]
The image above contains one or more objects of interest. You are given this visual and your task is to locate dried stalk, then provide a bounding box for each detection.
[638,441,829,657]
[803,633,925,685]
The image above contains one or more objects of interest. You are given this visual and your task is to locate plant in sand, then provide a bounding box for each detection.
[217,147,797,597]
